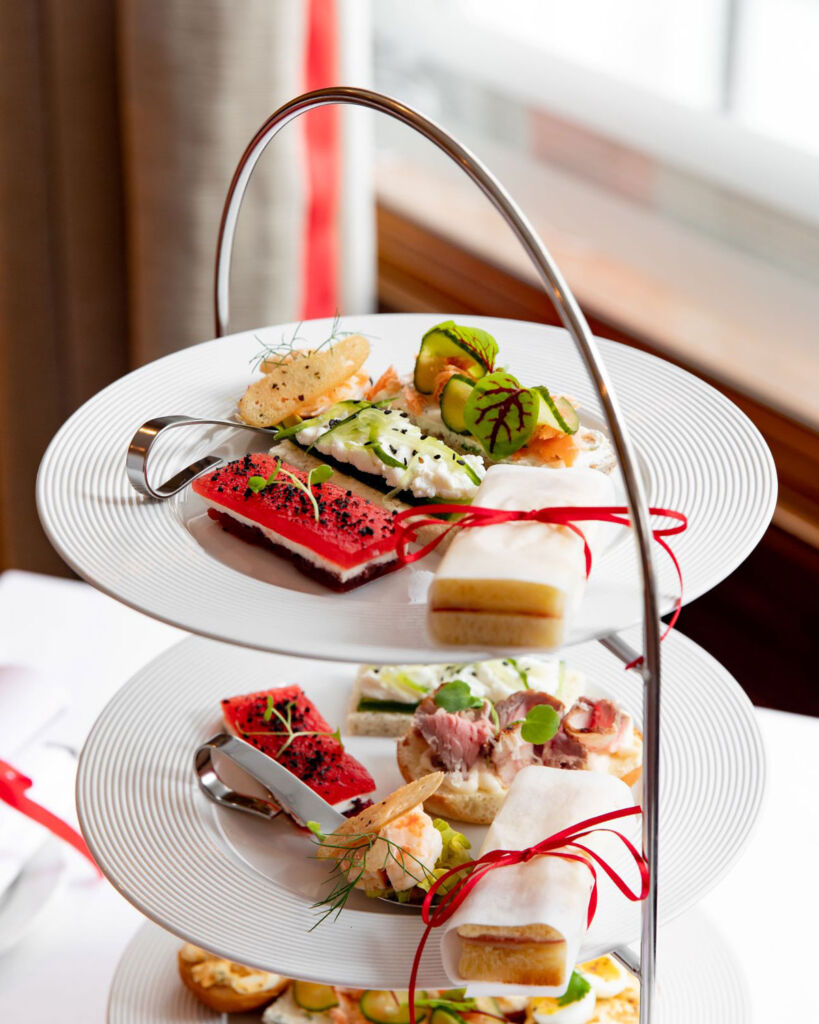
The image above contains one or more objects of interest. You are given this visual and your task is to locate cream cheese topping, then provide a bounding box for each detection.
[179,944,284,995]
[293,413,484,501]
[357,658,584,707]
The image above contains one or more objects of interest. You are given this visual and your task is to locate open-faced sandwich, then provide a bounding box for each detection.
[222,684,376,807]
[193,454,404,591]
[348,657,584,738]
[177,943,288,1012]
[313,775,472,909]
[396,679,642,824]
[368,321,614,473]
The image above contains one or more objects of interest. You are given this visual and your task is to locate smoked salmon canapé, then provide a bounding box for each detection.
[222,684,375,806]
[192,454,401,591]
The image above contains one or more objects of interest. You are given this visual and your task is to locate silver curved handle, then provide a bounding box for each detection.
[214,86,660,1018]
[125,415,277,499]
[194,733,284,822]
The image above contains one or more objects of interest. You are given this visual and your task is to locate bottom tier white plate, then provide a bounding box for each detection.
[108,914,751,1024]
[78,629,764,989]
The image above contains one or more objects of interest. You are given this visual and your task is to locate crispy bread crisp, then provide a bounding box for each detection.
[316,773,444,860]
[238,334,369,427]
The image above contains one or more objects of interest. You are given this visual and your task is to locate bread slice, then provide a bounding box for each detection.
[239,335,369,427]
[346,679,417,738]
[457,924,567,986]
[397,728,503,824]
[428,606,565,649]
[396,728,644,824]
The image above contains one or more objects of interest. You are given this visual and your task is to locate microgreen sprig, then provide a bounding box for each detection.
[519,703,561,744]
[246,459,333,521]
[433,680,484,713]
[239,697,342,755]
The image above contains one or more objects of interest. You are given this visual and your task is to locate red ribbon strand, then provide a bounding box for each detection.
[0,759,101,875]
[408,805,649,1020]
[394,503,688,666]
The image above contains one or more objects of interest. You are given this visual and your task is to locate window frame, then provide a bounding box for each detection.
[375,2,819,228]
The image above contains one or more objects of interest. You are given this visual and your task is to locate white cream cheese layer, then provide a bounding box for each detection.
[179,944,285,995]
[356,657,584,706]
[293,413,484,501]
[201,497,396,583]
[433,464,617,611]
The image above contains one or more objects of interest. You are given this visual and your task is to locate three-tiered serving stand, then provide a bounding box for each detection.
[39,88,774,1023]
[214,87,665,1020]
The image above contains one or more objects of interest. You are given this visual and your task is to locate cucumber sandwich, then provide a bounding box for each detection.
[347,657,585,737]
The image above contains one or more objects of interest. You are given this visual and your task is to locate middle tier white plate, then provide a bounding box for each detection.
[36,313,777,663]
[77,627,764,989]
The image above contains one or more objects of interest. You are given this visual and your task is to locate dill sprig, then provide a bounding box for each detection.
[249,313,364,373]
[239,696,343,753]
[308,827,440,928]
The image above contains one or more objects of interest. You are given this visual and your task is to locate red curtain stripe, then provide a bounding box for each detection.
[301,0,340,320]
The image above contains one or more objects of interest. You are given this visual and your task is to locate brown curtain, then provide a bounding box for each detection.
[0,0,310,574]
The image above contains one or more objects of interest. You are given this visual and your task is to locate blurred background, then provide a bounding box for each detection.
[0,0,816,711]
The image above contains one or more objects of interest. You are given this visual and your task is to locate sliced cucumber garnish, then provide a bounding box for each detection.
[370,442,406,469]
[430,1010,463,1024]
[356,698,419,713]
[534,386,579,435]
[360,991,425,1024]
[439,374,475,435]
[292,981,339,1012]
[414,322,497,394]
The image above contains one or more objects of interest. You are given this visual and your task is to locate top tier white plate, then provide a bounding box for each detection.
[37,314,776,663]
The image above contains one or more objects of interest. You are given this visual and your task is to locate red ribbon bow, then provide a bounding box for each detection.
[0,759,101,874]
[394,503,688,666]
[408,805,649,1020]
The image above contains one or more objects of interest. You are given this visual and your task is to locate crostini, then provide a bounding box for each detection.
[396,681,642,825]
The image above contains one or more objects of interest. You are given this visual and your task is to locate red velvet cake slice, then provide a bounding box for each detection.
[192,454,400,590]
[222,684,375,806]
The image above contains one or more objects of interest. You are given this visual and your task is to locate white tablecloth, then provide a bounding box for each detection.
[0,570,815,1022]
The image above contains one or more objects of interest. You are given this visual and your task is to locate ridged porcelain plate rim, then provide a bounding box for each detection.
[107,912,751,1024]
[37,314,777,663]
[79,627,765,989]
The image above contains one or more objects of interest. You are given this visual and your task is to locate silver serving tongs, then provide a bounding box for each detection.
[194,732,346,835]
